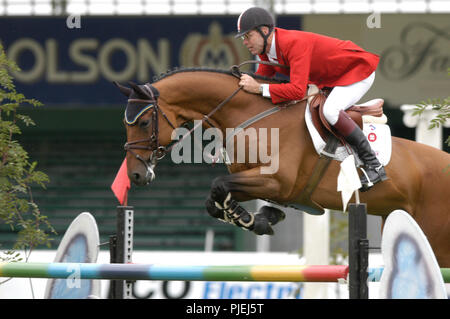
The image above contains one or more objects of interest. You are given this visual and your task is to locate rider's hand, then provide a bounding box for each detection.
[239,74,261,94]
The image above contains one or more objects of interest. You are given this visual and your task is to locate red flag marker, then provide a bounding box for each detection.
[111,158,130,206]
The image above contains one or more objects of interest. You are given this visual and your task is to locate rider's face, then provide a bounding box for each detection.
[241,30,264,56]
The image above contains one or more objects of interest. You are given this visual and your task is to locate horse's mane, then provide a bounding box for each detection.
[152,67,289,84]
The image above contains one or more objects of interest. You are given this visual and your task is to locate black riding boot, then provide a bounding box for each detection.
[333,110,388,191]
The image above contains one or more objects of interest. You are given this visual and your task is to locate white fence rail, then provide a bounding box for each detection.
[1,0,449,16]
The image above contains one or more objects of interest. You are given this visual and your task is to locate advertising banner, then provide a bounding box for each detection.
[0,16,301,106]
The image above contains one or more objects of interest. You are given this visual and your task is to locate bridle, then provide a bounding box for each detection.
[123,77,243,183]
[123,91,177,182]
[123,61,290,182]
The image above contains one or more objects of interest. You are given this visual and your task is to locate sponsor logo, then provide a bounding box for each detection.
[180,22,252,71]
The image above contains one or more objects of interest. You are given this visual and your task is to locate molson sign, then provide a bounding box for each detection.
[0,16,301,105]
[5,37,170,84]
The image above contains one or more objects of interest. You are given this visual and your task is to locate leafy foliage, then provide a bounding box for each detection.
[413,68,450,174]
[0,43,55,261]
[413,96,450,147]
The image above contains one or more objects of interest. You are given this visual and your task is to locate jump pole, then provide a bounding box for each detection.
[0,264,349,282]
[108,206,134,299]
[0,263,448,283]
[348,200,369,299]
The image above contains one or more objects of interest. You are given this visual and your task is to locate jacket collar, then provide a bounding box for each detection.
[273,28,286,65]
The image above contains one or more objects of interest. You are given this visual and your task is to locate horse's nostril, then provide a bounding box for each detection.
[133,173,140,181]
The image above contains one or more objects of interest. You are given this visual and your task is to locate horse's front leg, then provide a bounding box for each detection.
[205,169,286,235]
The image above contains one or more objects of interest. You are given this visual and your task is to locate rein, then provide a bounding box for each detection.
[165,85,243,155]
[230,60,288,79]
[162,60,291,163]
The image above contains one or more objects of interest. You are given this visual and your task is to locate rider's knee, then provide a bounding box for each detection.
[322,104,340,125]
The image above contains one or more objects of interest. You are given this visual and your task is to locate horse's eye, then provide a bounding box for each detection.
[139,119,150,129]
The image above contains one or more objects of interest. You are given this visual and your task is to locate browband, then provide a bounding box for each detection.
[125,103,154,125]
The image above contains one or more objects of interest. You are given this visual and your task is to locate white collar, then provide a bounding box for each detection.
[267,31,277,62]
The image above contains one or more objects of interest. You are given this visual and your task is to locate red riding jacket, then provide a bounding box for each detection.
[256,28,380,104]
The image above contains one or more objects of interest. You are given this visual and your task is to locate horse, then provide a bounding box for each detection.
[114,68,450,267]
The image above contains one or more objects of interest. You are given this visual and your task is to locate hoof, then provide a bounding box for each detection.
[253,213,274,235]
[257,206,286,225]
[205,197,224,219]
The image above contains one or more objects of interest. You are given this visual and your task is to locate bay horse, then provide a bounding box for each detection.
[115,68,450,267]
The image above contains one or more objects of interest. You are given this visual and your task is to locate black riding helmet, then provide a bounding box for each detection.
[235,7,275,55]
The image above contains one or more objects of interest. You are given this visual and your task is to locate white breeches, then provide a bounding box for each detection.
[322,71,376,125]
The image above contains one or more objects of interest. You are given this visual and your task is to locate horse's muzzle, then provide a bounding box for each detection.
[129,156,156,186]
[131,165,155,186]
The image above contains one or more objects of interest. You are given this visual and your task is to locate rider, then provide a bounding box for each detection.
[236,6,387,191]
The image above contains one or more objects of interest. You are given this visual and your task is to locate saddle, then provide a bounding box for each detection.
[307,84,385,143]
[296,85,386,215]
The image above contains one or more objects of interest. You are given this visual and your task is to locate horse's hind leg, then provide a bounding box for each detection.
[205,169,286,235]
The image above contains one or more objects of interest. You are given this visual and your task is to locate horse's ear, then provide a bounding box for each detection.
[128,81,148,99]
[113,81,131,97]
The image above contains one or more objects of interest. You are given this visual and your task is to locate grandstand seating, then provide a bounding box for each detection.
[0,126,240,251]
